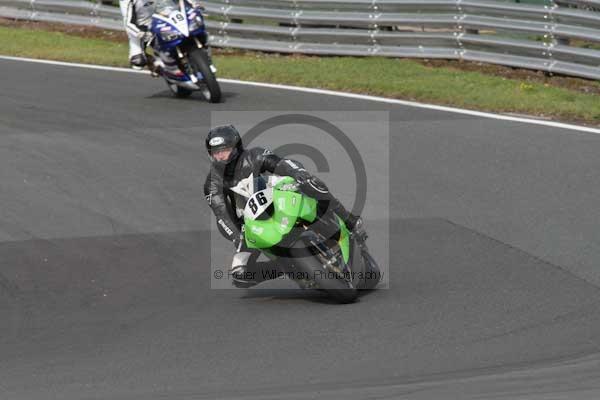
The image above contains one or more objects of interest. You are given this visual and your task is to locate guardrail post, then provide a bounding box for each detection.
[91,0,101,27]
[28,0,35,22]
[551,1,570,46]
[545,0,559,75]
[368,0,380,55]
[214,0,231,48]
[291,0,299,52]
[455,0,466,62]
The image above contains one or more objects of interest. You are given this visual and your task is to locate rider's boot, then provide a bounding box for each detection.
[346,214,368,245]
[295,175,368,244]
[231,260,281,289]
[145,54,162,78]
[129,53,147,70]
[326,198,368,245]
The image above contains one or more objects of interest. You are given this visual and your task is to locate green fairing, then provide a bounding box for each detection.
[244,176,350,264]
[244,177,317,249]
[338,217,350,264]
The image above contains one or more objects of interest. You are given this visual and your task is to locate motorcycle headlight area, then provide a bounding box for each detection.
[187,15,204,31]
[160,29,181,41]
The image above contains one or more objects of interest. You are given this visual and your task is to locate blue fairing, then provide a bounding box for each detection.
[151,7,206,51]
[150,5,208,84]
[190,26,206,37]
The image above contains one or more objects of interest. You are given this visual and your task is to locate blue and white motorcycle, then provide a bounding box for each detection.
[148,0,221,103]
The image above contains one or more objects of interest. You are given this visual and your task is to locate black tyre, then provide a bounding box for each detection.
[359,249,382,290]
[166,82,193,98]
[291,239,357,304]
[316,269,358,303]
[187,48,221,103]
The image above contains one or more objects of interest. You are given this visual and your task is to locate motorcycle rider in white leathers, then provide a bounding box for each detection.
[118,0,203,69]
[118,0,155,69]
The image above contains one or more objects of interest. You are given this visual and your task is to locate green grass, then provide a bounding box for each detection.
[1,25,599,123]
[220,55,600,121]
[0,26,128,66]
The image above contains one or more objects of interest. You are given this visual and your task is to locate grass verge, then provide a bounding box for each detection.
[0,24,598,125]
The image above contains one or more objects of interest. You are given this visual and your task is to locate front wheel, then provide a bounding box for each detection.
[314,265,358,304]
[359,248,382,290]
[187,48,221,103]
[291,239,357,304]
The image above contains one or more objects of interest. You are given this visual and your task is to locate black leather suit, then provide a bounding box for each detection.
[204,147,353,285]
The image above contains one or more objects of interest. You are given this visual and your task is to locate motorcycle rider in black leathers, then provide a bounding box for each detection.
[204,125,367,288]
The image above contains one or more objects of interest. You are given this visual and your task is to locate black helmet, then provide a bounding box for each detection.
[206,124,243,166]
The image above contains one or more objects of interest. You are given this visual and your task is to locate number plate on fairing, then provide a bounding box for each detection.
[244,189,273,220]
[167,10,189,36]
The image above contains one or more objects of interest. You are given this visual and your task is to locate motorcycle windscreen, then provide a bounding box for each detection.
[155,0,178,15]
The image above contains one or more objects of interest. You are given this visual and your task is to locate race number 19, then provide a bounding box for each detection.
[171,13,185,24]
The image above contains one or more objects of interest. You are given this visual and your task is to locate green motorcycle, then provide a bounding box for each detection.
[232,174,381,303]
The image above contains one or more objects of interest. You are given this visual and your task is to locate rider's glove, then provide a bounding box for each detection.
[294,172,329,199]
[348,215,368,244]
[141,31,154,45]
[188,0,205,10]
[292,170,311,186]
[135,29,153,44]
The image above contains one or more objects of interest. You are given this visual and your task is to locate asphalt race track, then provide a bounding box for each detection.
[2,58,600,399]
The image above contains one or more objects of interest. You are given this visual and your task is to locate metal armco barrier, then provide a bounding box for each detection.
[1,0,599,80]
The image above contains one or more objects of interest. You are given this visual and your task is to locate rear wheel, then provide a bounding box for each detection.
[187,48,221,103]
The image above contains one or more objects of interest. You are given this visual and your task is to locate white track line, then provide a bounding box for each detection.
[0,55,148,74]
[1,54,599,135]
